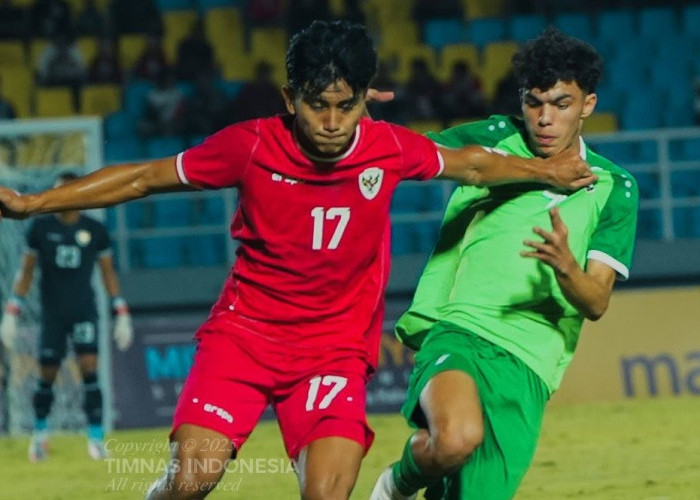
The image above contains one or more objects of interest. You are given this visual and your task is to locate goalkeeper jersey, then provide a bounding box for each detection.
[396,115,639,393]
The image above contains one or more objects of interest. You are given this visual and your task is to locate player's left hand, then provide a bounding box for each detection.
[520,208,578,276]
[0,186,29,220]
[113,313,133,351]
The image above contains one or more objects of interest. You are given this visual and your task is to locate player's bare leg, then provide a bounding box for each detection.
[146,423,234,500]
[295,436,363,500]
[29,363,59,462]
[77,353,108,459]
[371,370,483,499]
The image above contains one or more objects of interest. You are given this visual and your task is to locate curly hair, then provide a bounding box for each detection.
[286,20,378,100]
[512,26,603,94]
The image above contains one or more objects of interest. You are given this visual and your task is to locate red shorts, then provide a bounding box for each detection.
[172,318,375,460]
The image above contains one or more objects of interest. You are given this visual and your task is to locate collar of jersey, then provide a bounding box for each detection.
[293,122,361,163]
[578,136,587,160]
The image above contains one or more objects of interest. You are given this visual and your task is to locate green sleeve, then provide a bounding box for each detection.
[588,172,639,279]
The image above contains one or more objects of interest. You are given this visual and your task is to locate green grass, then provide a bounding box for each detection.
[2,397,700,499]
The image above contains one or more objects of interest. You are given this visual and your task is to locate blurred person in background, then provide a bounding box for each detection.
[441,61,487,121]
[109,0,162,35]
[401,57,444,122]
[221,60,285,124]
[88,36,122,85]
[138,69,185,137]
[182,70,228,136]
[0,75,16,119]
[74,0,107,38]
[175,18,217,82]
[0,172,133,462]
[0,0,29,40]
[133,34,169,83]
[0,21,594,500]
[370,26,638,500]
[30,0,72,39]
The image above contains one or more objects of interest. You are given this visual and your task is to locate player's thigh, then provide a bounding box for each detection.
[38,318,70,365]
[171,332,271,454]
[70,319,99,356]
[169,424,234,488]
[274,361,374,461]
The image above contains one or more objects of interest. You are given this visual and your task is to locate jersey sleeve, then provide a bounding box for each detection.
[387,123,444,180]
[587,173,639,280]
[176,120,260,189]
[94,221,112,257]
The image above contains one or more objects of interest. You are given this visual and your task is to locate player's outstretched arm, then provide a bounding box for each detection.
[0,157,192,220]
[438,145,596,189]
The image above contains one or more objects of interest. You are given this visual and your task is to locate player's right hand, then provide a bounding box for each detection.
[0,311,19,350]
[0,186,29,220]
[543,148,597,190]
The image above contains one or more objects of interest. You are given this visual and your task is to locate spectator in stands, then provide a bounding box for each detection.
[109,0,162,35]
[88,37,122,84]
[138,69,185,137]
[286,0,330,36]
[133,34,169,82]
[0,76,16,120]
[37,31,87,90]
[0,0,29,40]
[367,60,403,123]
[221,61,285,124]
[412,0,462,38]
[441,61,487,120]
[175,19,217,82]
[30,0,72,39]
[401,57,444,122]
[492,69,522,116]
[182,71,228,136]
[74,0,107,38]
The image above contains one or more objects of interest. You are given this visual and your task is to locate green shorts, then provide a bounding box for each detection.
[401,321,549,500]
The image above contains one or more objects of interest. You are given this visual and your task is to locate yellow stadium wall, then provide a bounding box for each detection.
[551,286,700,405]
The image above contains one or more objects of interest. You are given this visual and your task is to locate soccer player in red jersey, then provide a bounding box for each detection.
[0,20,594,500]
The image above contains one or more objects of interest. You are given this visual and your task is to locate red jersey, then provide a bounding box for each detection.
[176,115,443,368]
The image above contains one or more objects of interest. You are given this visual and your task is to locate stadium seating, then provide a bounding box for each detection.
[637,7,678,40]
[35,87,76,117]
[144,136,187,159]
[157,0,195,11]
[582,113,618,134]
[424,19,466,50]
[118,34,150,73]
[152,198,193,227]
[104,111,137,140]
[0,41,26,67]
[464,17,506,48]
[0,66,32,117]
[104,137,143,163]
[162,10,199,63]
[637,209,663,240]
[479,41,519,99]
[184,234,227,266]
[553,12,595,43]
[80,84,122,116]
[137,236,186,268]
[508,14,546,45]
[123,80,155,119]
[437,44,479,82]
[596,9,635,44]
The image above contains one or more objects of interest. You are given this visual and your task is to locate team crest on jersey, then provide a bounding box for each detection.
[358,167,383,200]
[75,230,91,246]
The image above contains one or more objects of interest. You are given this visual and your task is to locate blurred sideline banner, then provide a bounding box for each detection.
[551,286,700,405]
[112,286,700,429]
[111,314,414,429]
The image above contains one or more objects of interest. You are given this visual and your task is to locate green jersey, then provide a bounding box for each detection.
[396,115,639,393]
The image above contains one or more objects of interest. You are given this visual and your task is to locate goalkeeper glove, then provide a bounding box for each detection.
[1,295,23,350]
[112,297,133,351]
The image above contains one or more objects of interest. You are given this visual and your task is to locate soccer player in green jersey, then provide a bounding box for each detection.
[370,26,639,500]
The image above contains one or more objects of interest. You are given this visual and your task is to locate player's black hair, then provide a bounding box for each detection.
[512,26,603,94]
[285,20,378,99]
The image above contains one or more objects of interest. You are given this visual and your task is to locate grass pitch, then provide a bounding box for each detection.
[2,396,699,499]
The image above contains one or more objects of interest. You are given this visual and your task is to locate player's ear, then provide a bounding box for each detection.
[581,92,597,119]
[281,86,296,115]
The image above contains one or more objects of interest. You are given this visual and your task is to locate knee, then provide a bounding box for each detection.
[301,471,354,500]
[167,451,227,499]
[431,420,484,471]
